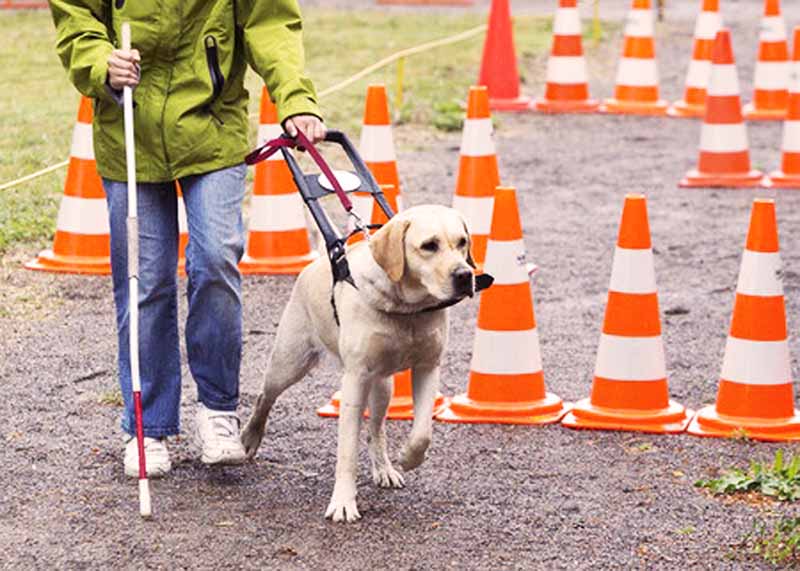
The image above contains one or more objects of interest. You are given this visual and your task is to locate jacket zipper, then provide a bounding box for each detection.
[204,35,225,125]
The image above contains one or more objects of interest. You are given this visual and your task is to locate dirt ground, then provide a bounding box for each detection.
[3,0,800,569]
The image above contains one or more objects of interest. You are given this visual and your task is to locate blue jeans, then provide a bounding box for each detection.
[103,164,247,438]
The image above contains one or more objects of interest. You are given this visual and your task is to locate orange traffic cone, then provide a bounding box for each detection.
[176,182,188,276]
[688,199,800,441]
[239,87,317,275]
[451,86,500,269]
[533,0,598,113]
[436,187,569,425]
[601,0,668,115]
[562,195,692,434]
[26,96,111,275]
[764,27,800,189]
[680,29,763,187]
[668,0,723,118]
[743,0,790,121]
[478,0,532,111]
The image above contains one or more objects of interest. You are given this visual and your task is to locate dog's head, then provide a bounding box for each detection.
[370,205,475,303]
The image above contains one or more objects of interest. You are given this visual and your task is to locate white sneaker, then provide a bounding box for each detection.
[124,436,172,478]
[195,403,247,465]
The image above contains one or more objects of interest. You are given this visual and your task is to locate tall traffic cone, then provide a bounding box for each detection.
[26,96,111,275]
[176,182,188,276]
[601,0,668,115]
[478,0,532,111]
[764,27,800,189]
[680,29,763,187]
[533,0,599,113]
[743,0,790,121]
[562,195,692,433]
[451,86,500,269]
[688,200,800,441]
[239,87,317,275]
[668,0,723,118]
[436,187,569,425]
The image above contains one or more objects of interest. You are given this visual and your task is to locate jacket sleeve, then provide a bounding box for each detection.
[238,0,323,124]
[49,0,115,102]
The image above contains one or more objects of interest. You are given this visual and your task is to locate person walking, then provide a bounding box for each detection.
[49,0,326,476]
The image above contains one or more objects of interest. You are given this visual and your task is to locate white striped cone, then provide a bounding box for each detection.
[744,1,790,120]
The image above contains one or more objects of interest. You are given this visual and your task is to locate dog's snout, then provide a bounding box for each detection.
[452,267,474,296]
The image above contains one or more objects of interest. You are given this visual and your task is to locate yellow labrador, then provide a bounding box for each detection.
[241,205,475,523]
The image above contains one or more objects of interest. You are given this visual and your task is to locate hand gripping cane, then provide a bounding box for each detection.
[121,22,151,519]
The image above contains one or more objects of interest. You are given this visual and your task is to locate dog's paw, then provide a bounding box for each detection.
[372,464,405,489]
[399,435,430,472]
[324,490,361,523]
[239,421,264,460]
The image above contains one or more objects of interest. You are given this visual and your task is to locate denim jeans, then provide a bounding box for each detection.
[103,164,247,438]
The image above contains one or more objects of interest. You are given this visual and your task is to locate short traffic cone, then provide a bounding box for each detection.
[533,0,599,113]
[26,96,111,275]
[764,27,800,189]
[601,0,668,115]
[680,29,763,187]
[176,182,188,276]
[436,187,569,425]
[478,0,532,111]
[743,0,790,121]
[451,86,500,269]
[688,199,800,441]
[668,0,723,118]
[562,195,692,433]
[239,87,317,275]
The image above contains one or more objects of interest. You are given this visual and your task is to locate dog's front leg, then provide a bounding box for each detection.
[399,366,439,471]
[325,371,370,523]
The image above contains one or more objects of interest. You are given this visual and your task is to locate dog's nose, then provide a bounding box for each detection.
[452,267,474,296]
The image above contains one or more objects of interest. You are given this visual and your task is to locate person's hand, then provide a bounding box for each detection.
[107,49,141,91]
[284,115,327,145]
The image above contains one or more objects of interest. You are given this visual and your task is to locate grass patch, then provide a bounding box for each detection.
[745,517,800,566]
[98,388,123,407]
[696,450,800,502]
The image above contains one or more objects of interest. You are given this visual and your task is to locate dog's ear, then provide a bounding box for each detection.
[370,217,411,282]
[461,220,476,269]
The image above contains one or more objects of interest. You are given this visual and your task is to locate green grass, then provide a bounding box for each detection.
[745,517,800,566]
[696,450,800,502]
[0,8,605,256]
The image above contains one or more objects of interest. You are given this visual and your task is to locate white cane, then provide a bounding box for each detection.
[121,21,151,519]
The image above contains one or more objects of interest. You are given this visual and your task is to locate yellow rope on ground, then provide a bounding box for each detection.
[0,160,69,192]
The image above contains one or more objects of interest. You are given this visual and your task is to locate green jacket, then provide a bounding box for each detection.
[50,0,321,182]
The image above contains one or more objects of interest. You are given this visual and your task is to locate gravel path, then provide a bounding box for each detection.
[3,1,800,569]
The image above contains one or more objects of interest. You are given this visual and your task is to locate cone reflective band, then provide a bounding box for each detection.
[533,0,598,113]
[764,27,800,188]
[688,200,800,441]
[601,0,668,115]
[562,195,691,433]
[680,29,763,188]
[451,86,500,269]
[26,96,111,275]
[669,0,722,117]
[240,87,317,275]
[478,0,531,111]
[437,187,569,425]
[743,0,789,120]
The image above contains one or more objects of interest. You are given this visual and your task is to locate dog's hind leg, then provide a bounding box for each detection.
[241,300,321,459]
[367,376,405,489]
[399,366,439,472]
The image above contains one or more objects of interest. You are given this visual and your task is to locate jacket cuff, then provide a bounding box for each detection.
[90,45,116,103]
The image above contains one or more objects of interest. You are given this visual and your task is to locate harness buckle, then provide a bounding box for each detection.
[348,210,371,242]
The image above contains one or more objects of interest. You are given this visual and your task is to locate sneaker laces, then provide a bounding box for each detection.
[208,412,240,442]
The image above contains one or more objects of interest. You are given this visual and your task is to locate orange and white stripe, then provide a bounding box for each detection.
[764,26,800,188]
[451,86,500,268]
[563,194,691,433]
[533,0,598,113]
[602,0,668,115]
[240,87,317,275]
[26,96,111,275]
[688,199,800,441]
[437,186,568,425]
[175,183,189,276]
[680,29,763,188]
[668,0,722,118]
[743,0,789,120]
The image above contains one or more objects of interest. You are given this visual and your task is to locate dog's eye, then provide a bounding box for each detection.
[420,240,439,253]
[457,237,468,249]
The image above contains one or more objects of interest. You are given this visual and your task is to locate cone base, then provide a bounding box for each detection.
[562,398,692,434]
[317,390,449,421]
[435,392,570,425]
[489,95,533,112]
[742,103,787,121]
[600,98,669,116]
[679,169,764,188]
[687,405,800,442]
[239,251,319,276]
[763,171,800,189]
[667,100,705,118]
[24,250,111,276]
[532,98,599,114]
